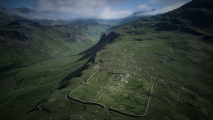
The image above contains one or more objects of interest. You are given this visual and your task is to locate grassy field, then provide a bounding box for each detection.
[71,70,152,115]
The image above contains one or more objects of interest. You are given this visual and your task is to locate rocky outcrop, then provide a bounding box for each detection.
[0,29,30,41]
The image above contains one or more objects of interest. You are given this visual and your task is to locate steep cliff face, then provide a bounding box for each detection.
[97,31,120,44]
[58,31,121,89]
[78,31,120,61]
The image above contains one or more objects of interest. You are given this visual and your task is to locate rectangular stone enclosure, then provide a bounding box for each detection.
[71,71,152,114]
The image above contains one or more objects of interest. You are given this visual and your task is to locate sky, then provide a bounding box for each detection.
[0,0,191,20]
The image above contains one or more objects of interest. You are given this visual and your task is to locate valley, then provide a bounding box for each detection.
[0,0,213,120]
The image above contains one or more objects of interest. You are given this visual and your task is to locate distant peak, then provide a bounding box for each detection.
[14,7,34,14]
[132,9,155,16]
[0,7,6,10]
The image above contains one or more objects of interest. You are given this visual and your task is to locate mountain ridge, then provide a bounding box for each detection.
[132,9,155,16]
[0,0,213,119]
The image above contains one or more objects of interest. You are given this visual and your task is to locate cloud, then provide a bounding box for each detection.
[10,0,190,20]
[34,0,106,17]
[99,6,131,19]
[137,2,185,16]
[108,0,127,5]
[29,0,131,19]
[137,4,152,11]
[148,0,191,6]
[148,0,156,4]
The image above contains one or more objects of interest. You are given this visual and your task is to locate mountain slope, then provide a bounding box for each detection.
[0,0,213,120]
[0,11,111,120]
[14,7,34,14]
[155,0,213,34]
[25,0,213,119]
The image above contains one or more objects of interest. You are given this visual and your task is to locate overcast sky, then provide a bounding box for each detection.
[0,0,191,19]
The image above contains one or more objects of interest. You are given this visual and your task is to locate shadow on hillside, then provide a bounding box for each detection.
[58,31,120,89]
[77,31,120,61]
[58,60,90,89]
[0,63,19,73]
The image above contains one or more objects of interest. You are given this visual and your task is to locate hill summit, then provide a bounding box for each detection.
[160,0,213,28]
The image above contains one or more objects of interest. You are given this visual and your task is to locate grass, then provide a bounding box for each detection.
[0,10,213,120]
[48,19,212,119]
[0,51,89,119]
[0,21,111,119]
[71,70,151,114]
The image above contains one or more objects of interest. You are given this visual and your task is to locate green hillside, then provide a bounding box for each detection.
[0,0,213,120]
[0,12,111,119]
